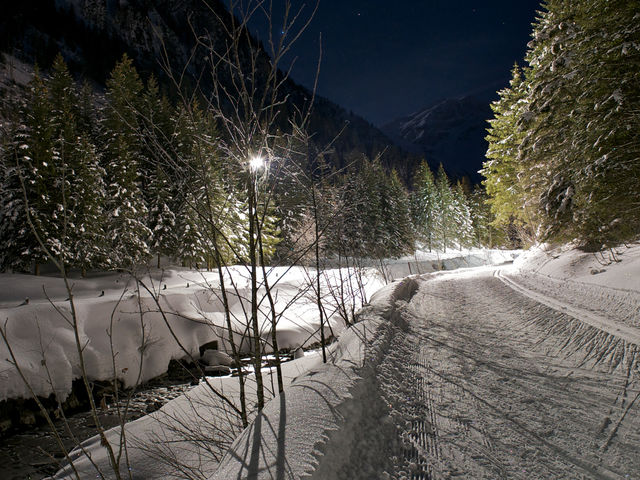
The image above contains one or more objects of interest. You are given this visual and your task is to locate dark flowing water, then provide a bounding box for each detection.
[0,379,195,480]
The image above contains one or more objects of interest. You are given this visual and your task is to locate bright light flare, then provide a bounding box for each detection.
[249,155,265,172]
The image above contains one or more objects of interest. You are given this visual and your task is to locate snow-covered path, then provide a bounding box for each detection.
[311,269,640,479]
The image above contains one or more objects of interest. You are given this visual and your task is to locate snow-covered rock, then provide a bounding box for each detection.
[201,349,233,367]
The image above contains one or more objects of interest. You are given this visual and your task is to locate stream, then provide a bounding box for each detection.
[0,377,197,480]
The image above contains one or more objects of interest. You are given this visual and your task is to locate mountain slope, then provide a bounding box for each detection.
[0,0,417,178]
[382,96,491,182]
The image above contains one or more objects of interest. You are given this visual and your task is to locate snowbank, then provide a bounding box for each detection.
[210,277,419,480]
[0,249,515,403]
[507,243,640,329]
[52,351,324,479]
[49,278,415,480]
[512,242,640,293]
[0,266,385,402]
[378,248,519,280]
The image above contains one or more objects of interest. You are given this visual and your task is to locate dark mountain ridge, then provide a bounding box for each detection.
[382,96,492,183]
[1,0,421,179]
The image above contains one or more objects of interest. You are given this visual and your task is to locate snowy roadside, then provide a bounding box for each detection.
[209,277,420,480]
[503,243,640,329]
[0,249,516,404]
[51,349,326,479]
[205,243,640,480]
[48,277,416,480]
[361,247,519,281]
[511,242,640,292]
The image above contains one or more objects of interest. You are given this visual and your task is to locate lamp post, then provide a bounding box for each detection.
[248,154,265,410]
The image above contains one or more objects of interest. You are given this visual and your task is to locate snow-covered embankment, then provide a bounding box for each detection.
[210,276,420,480]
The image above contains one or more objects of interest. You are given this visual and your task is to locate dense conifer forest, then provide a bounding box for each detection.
[482,0,640,250]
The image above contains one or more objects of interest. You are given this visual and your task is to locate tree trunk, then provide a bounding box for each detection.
[312,187,327,363]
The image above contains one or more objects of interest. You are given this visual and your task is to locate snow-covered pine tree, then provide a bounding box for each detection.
[467,186,504,248]
[562,0,640,247]
[141,76,181,267]
[68,135,107,273]
[481,63,537,240]
[0,67,59,273]
[177,191,209,269]
[362,156,388,257]
[148,166,178,268]
[0,122,36,272]
[101,54,151,268]
[433,164,455,252]
[327,154,373,257]
[174,102,248,268]
[515,0,640,248]
[48,55,108,273]
[451,181,474,249]
[520,1,585,242]
[383,169,414,257]
[410,161,438,251]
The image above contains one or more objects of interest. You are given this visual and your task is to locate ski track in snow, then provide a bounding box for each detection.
[315,269,640,480]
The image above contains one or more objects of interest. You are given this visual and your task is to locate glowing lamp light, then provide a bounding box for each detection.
[249,155,265,172]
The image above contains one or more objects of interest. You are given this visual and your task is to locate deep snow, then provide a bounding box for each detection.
[0,266,383,402]
[0,249,517,404]
[0,248,525,478]
[19,243,637,479]
[207,243,640,479]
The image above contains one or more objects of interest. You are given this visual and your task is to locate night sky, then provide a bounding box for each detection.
[246,0,542,126]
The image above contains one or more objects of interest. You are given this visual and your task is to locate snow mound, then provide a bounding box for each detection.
[52,351,324,479]
[0,266,384,402]
[513,242,640,293]
[504,243,640,331]
[380,248,519,280]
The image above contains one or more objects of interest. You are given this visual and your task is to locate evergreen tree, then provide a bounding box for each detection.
[68,136,107,272]
[520,1,583,242]
[0,122,39,272]
[383,169,414,257]
[410,161,437,251]
[177,191,209,269]
[328,155,413,259]
[101,54,151,268]
[467,186,504,248]
[511,0,640,248]
[148,166,178,268]
[142,76,182,267]
[48,55,107,272]
[0,67,58,272]
[451,181,474,249]
[433,164,455,252]
[481,63,537,237]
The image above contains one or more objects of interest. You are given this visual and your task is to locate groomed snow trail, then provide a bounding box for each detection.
[311,268,640,479]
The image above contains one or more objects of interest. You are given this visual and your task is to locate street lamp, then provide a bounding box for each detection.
[247,152,265,409]
[249,155,265,173]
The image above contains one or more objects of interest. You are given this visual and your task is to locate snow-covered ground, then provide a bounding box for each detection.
[0,248,505,478]
[33,243,640,478]
[0,249,516,404]
[205,243,640,479]
[0,265,383,403]
[18,246,615,479]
